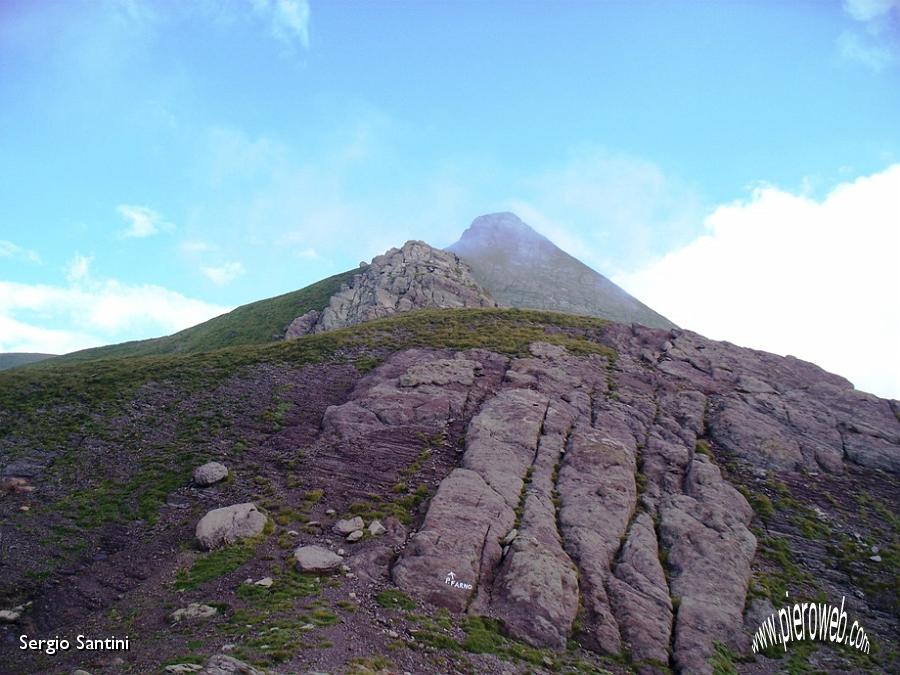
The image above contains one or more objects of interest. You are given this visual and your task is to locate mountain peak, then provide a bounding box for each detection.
[448,213,676,329]
[458,211,545,244]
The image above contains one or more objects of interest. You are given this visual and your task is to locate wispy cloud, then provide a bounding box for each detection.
[0,240,41,263]
[64,253,92,282]
[202,261,245,285]
[117,204,175,238]
[616,164,900,399]
[503,148,706,276]
[838,0,900,70]
[251,0,311,50]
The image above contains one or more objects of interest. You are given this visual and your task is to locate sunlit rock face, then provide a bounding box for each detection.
[286,240,496,337]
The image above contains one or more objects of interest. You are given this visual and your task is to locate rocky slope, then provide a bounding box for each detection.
[285,241,496,337]
[448,212,676,330]
[1,308,896,674]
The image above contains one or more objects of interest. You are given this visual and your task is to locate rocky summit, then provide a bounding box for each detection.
[285,240,496,337]
[0,225,897,675]
[448,212,676,329]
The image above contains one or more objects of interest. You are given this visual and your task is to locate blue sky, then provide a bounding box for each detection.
[1,0,899,396]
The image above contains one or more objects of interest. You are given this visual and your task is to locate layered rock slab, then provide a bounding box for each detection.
[391,468,514,612]
[608,513,673,668]
[484,400,581,649]
[557,417,638,654]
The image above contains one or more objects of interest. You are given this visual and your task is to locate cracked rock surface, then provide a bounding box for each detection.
[309,327,898,674]
[286,240,496,336]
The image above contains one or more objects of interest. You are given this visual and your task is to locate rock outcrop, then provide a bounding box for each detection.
[170,603,218,623]
[305,325,898,674]
[286,240,496,336]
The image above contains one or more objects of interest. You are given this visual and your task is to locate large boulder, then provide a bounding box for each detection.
[195,503,267,550]
[294,545,343,573]
[192,461,228,486]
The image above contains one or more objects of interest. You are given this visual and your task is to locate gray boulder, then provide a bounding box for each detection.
[332,516,364,535]
[195,503,267,550]
[192,461,228,486]
[294,545,343,573]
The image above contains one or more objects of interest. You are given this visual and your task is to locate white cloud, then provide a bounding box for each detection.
[839,0,900,70]
[117,204,174,238]
[616,164,900,399]
[251,0,311,50]
[64,253,92,282]
[296,247,318,259]
[0,277,230,354]
[202,261,245,285]
[0,240,41,263]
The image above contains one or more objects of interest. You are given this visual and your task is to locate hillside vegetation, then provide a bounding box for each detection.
[42,268,358,366]
[0,308,612,419]
[0,353,55,371]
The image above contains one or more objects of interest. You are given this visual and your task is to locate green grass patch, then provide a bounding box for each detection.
[376,589,417,611]
[234,569,320,610]
[175,539,261,591]
[461,616,558,668]
[710,641,738,675]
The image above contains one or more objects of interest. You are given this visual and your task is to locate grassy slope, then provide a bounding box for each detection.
[45,268,358,366]
[0,308,612,418]
[0,353,56,371]
[0,308,613,537]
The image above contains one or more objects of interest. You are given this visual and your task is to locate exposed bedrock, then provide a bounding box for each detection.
[659,456,756,674]
[604,322,900,475]
[461,387,550,509]
[391,467,515,612]
[608,512,673,669]
[483,400,580,649]
[286,240,497,336]
[310,326,896,672]
[558,416,638,654]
